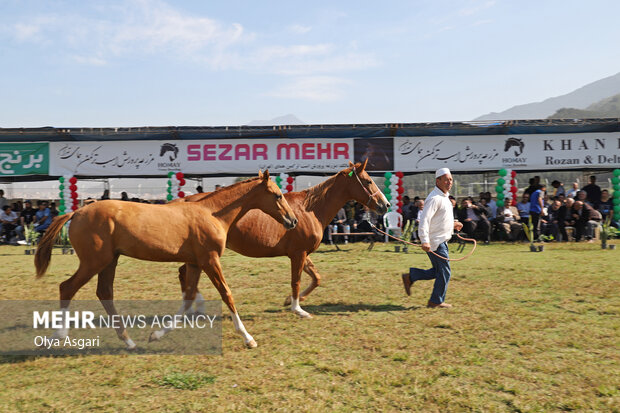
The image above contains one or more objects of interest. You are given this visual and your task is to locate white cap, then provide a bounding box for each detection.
[435,168,451,178]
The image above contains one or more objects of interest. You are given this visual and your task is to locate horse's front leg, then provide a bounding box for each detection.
[201,252,257,349]
[289,252,311,318]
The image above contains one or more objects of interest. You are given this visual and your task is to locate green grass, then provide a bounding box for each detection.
[0,241,618,412]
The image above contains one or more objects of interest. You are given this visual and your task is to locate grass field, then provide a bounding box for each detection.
[0,241,618,412]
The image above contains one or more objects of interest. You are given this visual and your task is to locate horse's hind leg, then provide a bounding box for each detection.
[150,264,202,342]
[96,256,136,350]
[51,258,109,340]
[200,253,256,349]
[178,264,207,315]
[284,256,321,306]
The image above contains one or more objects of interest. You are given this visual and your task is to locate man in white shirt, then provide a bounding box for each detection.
[401,168,463,308]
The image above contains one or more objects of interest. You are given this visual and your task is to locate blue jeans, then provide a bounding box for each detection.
[409,242,451,304]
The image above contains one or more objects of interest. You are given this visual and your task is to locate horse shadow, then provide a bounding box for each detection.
[266,302,415,315]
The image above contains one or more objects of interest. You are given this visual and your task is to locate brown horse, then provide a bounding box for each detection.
[35,171,297,349]
[178,160,389,318]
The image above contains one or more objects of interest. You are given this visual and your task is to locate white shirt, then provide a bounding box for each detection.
[418,186,454,251]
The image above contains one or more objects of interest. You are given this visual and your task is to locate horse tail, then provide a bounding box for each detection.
[35,212,74,278]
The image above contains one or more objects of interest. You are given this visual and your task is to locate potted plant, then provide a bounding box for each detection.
[23,224,40,255]
[400,220,416,253]
[59,223,73,254]
[601,215,618,249]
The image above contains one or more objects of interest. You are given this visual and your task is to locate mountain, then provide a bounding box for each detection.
[245,114,305,126]
[548,93,620,119]
[475,71,620,120]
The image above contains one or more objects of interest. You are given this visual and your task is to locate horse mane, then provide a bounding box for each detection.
[302,172,341,210]
[192,177,262,203]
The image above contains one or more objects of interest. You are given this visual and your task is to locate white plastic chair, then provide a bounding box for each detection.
[383,211,403,242]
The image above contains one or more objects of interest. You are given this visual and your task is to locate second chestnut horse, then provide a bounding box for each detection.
[178,160,389,318]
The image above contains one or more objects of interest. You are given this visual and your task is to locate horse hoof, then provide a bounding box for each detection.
[245,339,258,349]
[295,311,312,319]
[148,331,162,343]
[283,296,292,306]
[125,338,137,350]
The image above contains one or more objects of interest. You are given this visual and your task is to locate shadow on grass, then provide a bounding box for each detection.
[265,302,415,315]
[0,354,73,365]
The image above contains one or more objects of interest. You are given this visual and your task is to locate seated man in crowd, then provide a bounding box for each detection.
[0,205,19,243]
[575,190,590,206]
[15,199,37,242]
[566,182,579,199]
[327,207,348,244]
[543,199,567,241]
[571,200,602,242]
[597,190,614,221]
[33,200,53,233]
[482,192,497,220]
[457,197,491,244]
[551,180,565,198]
[496,198,521,241]
[412,199,425,241]
[516,193,530,224]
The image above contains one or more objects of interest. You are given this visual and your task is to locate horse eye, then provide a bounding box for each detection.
[276,194,282,200]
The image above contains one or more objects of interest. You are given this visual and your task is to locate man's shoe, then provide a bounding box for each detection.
[401,273,413,296]
[427,301,452,308]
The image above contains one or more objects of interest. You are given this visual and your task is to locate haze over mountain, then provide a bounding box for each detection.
[475,72,620,120]
[245,114,305,126]
[548,93,620,119]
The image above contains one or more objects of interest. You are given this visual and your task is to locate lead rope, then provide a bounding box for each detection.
[369,223,477,262]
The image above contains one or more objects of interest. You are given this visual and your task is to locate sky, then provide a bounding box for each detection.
[2,0,620,128]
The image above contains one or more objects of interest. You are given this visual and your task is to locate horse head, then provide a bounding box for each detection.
[344,159,389,214]
[253,170,298,230]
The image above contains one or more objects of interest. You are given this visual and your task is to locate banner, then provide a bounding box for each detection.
[395,132,620,172]
[0,143,49,176]
[50,139,354,176]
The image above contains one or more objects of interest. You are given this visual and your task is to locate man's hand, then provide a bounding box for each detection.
[421,242,431,252]
[454,221,463,231]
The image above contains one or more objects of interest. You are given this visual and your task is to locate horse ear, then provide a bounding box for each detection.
[263,169,270,181]
[348,161,354,167]
[361,158,368,171]
[258,170,263,179]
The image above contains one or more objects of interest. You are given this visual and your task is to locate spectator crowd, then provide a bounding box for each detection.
[1,176,617,246]
[323,175,617,245]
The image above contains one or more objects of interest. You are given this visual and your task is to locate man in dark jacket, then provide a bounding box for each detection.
[457,198,491,243]
[544,199,567,241]
[582,176,602,207]
[572,201,601,241]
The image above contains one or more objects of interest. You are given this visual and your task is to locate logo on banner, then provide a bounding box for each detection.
[159,143,179,161]
[503,138,524,156]
[502,137,527,166]
[157,143,181,170]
